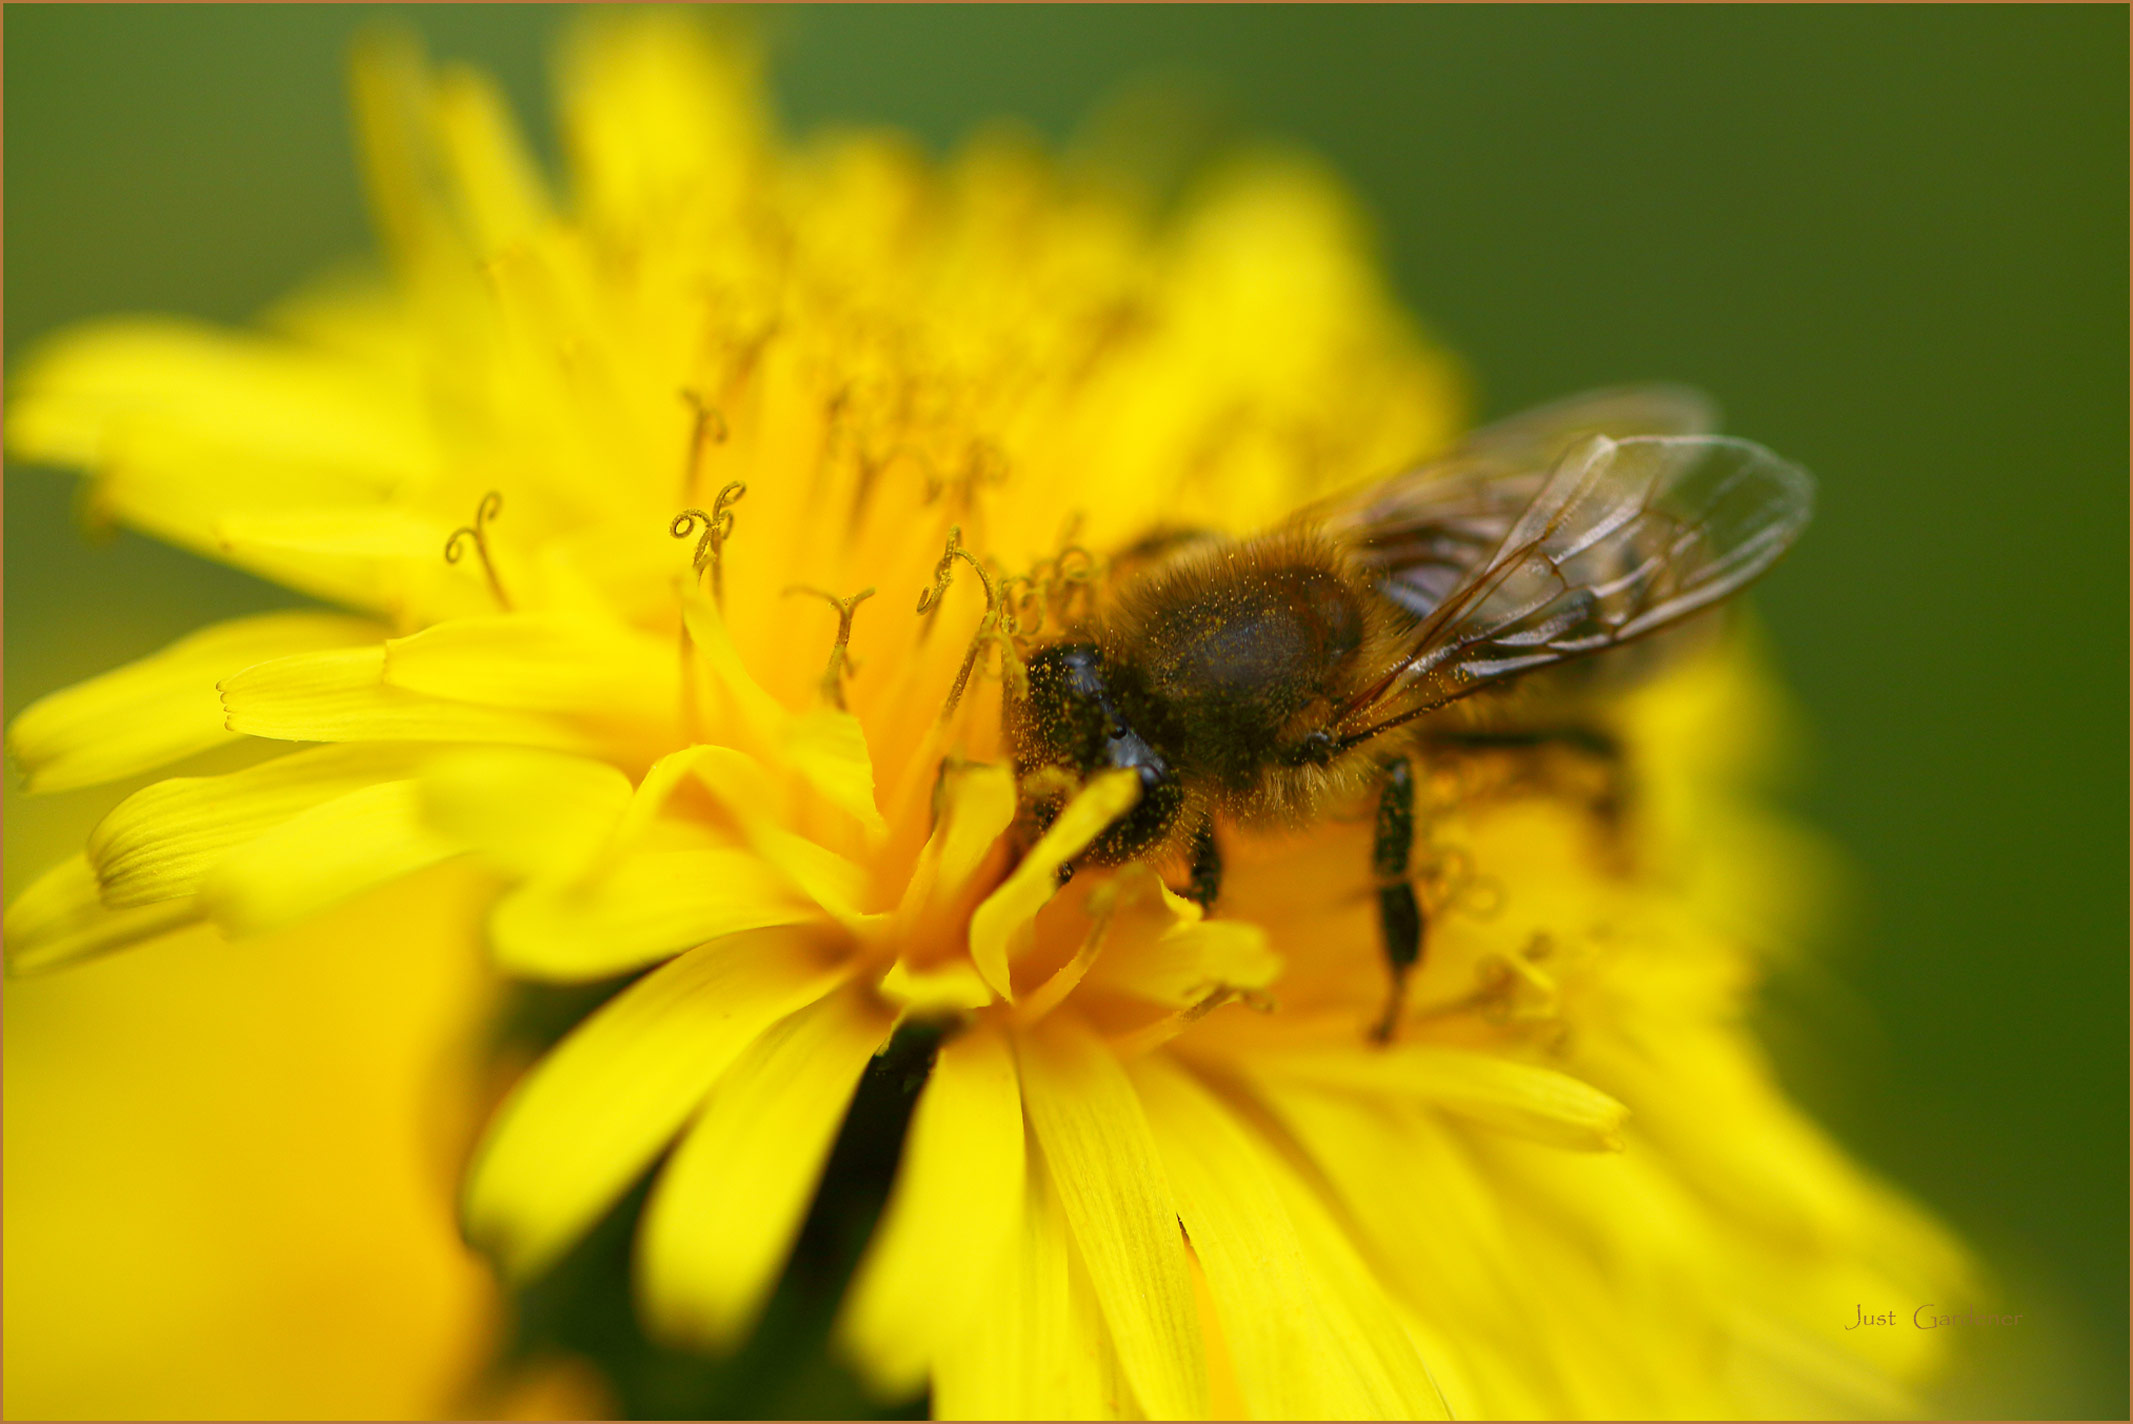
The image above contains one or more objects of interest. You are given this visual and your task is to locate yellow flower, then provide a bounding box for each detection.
[6,13,1966,1419]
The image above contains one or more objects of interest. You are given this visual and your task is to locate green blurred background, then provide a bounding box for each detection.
[6,5,2125,1418]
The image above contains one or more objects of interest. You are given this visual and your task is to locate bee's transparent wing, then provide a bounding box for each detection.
[1333,433,1814,742]
[1311,385,1722,620]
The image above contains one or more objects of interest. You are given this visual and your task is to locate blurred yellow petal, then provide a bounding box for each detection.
[680,588,790,754]
[6,317,435,492]
[1134,1056,1449,1419]
[199,780,466,937]
[1086,901,1281,1009]
[89,743,428,907]
[968,770,1139,999]
[433,64,553,253]
[418,746,633,881]
[488,841,816,982]
[1016,1014,1206,1420]
[1260,1043,1631,1151]
[838,1020,1025,1396]
[7,611,382,792]
[221,645,595,750]
[561,10,765,228]
[3,854,204,975]
[638,982,894,1350]
[464,929,845,1281]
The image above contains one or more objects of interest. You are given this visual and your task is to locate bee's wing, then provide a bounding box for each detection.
[1310,385,1722,621]
[1332,432,1814,743]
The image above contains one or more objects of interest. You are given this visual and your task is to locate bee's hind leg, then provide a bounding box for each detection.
[1371,757,1423,1044]
[1183,816,1222,913]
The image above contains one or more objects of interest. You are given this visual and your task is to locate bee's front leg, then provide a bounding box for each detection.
[1184,816,1222,913]
[1371,757,1423,1044]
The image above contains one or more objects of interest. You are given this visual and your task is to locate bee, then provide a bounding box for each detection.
[1002,386,1815,1039]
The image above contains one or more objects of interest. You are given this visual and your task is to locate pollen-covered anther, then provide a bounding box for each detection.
[443,490,512,610]
[782,584,877,711]
[669,480,748,607]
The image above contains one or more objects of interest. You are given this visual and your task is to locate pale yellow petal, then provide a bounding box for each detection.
[1015,1015,1206,1420]
[968,770,1139,1000]
[221,645,594,750]
[1260,1044,1629,1151]
[7,611,382,792]
[198,780,465,937]
[3,854,204,976]
[463,930,846,1281]
[1133,1056,1449,1419]
[418,747,632,881]
[89,744,429,908]
[838,1021,1025,1396]
[213,505,449,561]
[488,841,816,981]
[638,983,894,1350]
[687,745,867,921]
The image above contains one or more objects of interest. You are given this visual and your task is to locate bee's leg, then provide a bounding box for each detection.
[1184,816,1222,913]
[1371,757,1423,1044]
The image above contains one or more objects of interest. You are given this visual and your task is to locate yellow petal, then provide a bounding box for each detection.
[838,1021,1025,1396]
[680,588,790,754]
[1086,899,1281,1009]
[418,747,632,881]
[198,780,465,937]
[1015,1015,1206,1419]
[384,615,678,718]
[221,645,594,750]
[638,983,894,1350]
[89,744,429,908]
[931,1155,1130,1421]
[3,854,204,976]
[1132,1056,1450,1419]
[783,706,886,838]
[7,611,382,792]
[968,770,1139,1000]
[687,745,867,922]
[214,505,449,561]
[488,841,817,981]
[463,929,846,1281]
[1261,1044,1630,1151]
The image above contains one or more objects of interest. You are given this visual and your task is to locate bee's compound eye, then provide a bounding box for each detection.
[1108,724,1128,741]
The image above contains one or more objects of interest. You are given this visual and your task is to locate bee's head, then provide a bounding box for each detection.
[1005,642,1182,863]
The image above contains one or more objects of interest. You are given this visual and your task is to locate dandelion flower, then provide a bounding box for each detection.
[6,14,1966,1418]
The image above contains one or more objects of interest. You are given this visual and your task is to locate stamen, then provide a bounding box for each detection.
[783,584,876,710]
[670,480,748,607]
[917,525,1026,716]
[443,491,512,611]
[679,389,730,501]
[1014,878,1122,1025]
[1109,986,1242,1060]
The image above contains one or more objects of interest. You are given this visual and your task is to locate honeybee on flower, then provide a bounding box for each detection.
[5,12,1965,1419]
